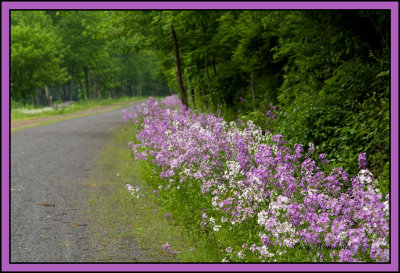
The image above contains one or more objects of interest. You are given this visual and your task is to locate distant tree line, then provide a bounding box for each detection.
[10,10,170,107]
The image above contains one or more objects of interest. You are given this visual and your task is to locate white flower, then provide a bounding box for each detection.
[19,107,54,114]
[237,251,245,259]
[259,246,274,257]
[209,217,215,225]
[213,225,221,232]
[227,160,241,177]
[365,223,372,233]
[211,197,219,207]
[338,231,347,241]
[279,196,289,204]
[257,210,268,226]
[383,200,389,217]
[307,188,317,195]
[172,120,180,128]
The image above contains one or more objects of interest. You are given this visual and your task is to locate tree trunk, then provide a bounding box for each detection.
[41,87,49,106]
[56,85,62,102]
[45,86,50,105]
[79,79,84,100]
[63,85,67,102]
[187,72,196,109]
[69,75,73,101]
[93,71,98,99]
[85,68,91,100]
[212,53,217,76]
[204,63,213,103]
[251,72,256,109]
[170,24,188,107]
[198,66,208,111]
[35,90,40,107]
[201,20,215,108]
[190,87,196,109]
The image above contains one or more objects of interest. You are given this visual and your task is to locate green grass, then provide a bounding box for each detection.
[85,124,221,262]
[11,96,151,122]
[11,110,120,133]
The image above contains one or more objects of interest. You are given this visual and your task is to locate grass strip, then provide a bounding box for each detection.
[85,124,220,262]
[11,99,146,133]
[11,96,150,122]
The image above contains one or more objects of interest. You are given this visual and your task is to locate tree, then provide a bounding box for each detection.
[11,11,69,105]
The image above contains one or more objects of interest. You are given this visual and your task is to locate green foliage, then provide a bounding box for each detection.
[10,11,170,107]
[11,11,69,104]
[225,11,389,189]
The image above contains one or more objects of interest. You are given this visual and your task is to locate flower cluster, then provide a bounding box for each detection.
[160,94,183,108]
[125,183,141,199]
[19,106,54,114]
[124,96,390,263]
[53,100,72,110]
[162,242,179,255]
[265,102,278,120]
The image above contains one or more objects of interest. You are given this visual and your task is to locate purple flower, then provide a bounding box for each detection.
[160,94,183,108]
[358,152,368,169]
[165,213,171,219]
[260,234,271,245]
[319,153,328,165]
[162,242,170,251]
[338,249,357,262]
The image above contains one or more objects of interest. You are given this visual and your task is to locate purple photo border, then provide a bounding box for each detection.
[1,1,398,272]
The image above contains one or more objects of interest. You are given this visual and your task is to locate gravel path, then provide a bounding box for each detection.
[10,105,135,262]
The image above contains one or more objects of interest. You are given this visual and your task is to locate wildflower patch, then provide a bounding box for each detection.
[123,95,390,263]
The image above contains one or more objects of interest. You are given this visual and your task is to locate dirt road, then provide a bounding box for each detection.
[10,105,138,262]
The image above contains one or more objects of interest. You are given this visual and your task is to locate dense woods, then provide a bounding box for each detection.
[11,11,170,107]
[11,10,390,187]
